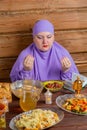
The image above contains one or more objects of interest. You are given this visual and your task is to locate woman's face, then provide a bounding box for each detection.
[33,32,54,51]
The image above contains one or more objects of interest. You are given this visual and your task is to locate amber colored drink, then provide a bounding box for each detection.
[0,103,6,128]
[19,91,37,111]
[0,113,6,128]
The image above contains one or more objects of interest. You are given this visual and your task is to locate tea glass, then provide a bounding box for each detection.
[0,102,6,128]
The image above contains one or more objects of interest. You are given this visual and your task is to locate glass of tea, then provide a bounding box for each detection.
[0,102,6,128]
[19,80,43,111]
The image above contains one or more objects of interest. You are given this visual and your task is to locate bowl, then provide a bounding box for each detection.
[10,80,43,98]
[42,80,64,92]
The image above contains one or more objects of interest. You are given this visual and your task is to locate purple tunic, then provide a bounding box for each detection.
[10,41,79,82]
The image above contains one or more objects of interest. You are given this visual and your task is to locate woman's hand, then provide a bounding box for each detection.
[61,57,71,72]
[23,55,34,71]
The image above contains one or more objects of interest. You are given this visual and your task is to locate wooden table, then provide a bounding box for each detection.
[6,87,87,130]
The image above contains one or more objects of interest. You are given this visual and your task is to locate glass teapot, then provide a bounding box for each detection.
[19,80,43,111]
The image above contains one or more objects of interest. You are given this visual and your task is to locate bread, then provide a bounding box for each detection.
[0,83,12,102]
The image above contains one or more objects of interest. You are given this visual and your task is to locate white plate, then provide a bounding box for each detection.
[56,94,87,115]
[9,107,64,130]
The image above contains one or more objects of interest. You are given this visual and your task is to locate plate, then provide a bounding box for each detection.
[9,107,64,130]
[56,94,87,115]
[43,80,64,92]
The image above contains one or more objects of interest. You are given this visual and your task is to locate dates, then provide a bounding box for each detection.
[46,82,62,89]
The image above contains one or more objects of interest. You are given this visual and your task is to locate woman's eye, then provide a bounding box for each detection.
[47,35,52,38]
[36,36,43,39]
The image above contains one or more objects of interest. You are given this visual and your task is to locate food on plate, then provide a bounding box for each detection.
[46,82,62,89]
[62,97,87,114]
[14,109,59,130]
[0,83,12,102]
[43,81,63,92]
[0,103,7,115]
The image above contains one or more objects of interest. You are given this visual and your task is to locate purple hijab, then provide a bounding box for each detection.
[32,19,54,36]
[10,20,79,82]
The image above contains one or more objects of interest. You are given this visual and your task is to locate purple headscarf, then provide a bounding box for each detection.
[32,19,54,36]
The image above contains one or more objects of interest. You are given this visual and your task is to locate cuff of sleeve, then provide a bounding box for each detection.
[22,68,32,73]
[19,69,32,80]
[62,68,70,74]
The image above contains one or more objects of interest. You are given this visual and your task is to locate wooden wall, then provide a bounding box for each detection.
[0,0,87,82]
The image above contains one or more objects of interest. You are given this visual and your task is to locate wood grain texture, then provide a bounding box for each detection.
[0,0,87,81]
[0,0,87,11]
[0,30,87,57]
[0,10,87,33]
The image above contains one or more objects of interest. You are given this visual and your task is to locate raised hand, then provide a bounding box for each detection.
[23,55,34,71]
[61,57,71,72]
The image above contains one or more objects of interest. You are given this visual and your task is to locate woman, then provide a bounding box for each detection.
[10,19,79,82]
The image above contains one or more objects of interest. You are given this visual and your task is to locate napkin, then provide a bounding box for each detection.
[64,73,87,92]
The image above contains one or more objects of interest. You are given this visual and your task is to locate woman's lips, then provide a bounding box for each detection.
[43,45,48,48]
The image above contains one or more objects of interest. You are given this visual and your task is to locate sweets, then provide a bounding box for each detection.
[0,83,12,103]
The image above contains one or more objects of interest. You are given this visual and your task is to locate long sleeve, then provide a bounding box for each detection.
[60,66,79,80]
[10,68,32,82]
[59,48,79,80]
[10,45,34,82]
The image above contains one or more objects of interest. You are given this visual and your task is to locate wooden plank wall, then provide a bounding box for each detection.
[0,0,87,82]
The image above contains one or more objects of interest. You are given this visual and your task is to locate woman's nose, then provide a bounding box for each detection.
[43,37,48,44]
